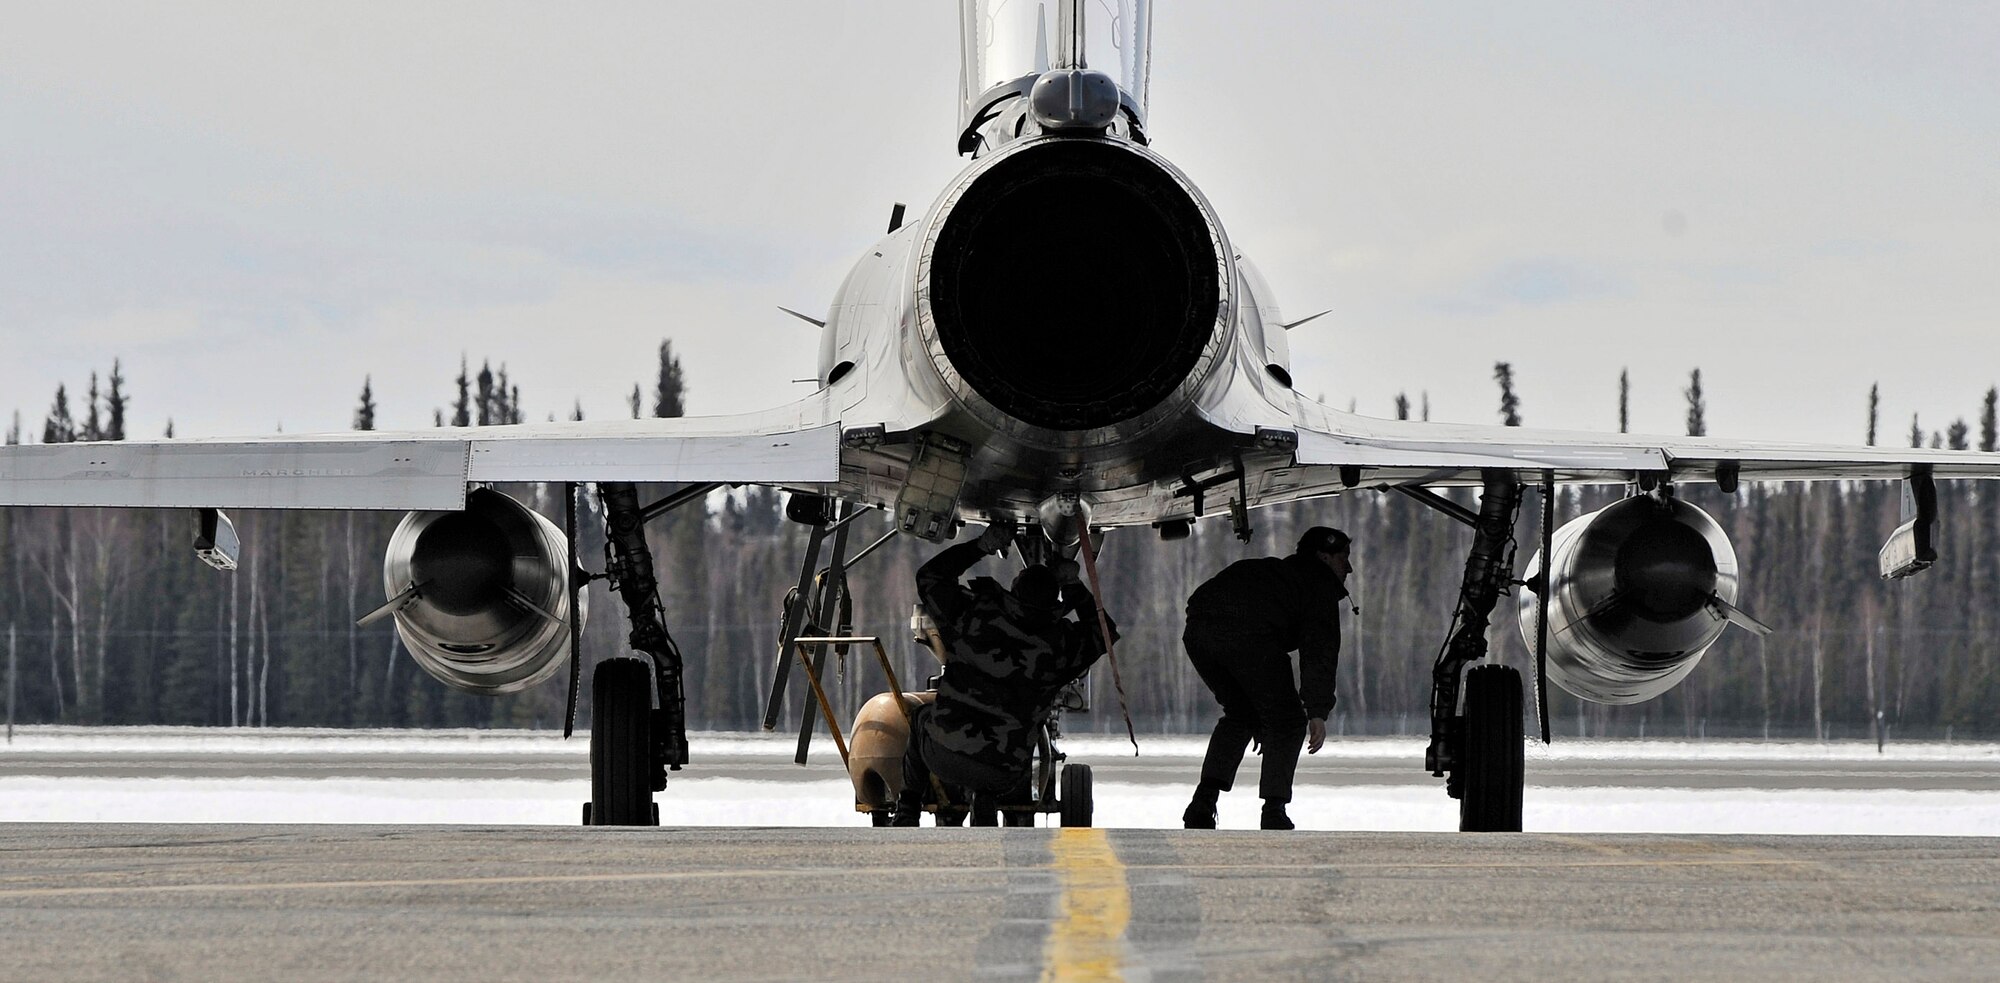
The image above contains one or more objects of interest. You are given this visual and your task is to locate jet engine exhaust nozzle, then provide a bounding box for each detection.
[381,488,583,695]
[924,139,1226,435]
[1519,495,1746,705]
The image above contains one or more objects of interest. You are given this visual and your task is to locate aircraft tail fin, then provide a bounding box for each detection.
[958,1,1153,151]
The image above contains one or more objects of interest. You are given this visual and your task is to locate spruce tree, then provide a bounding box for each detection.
[451,357,472,427]
[1684,368,1706,437]
[628,384,642,419]
[1947,419,1970,451]
[353,377,377,431]
[42,385,75,444]
[105,360,127,440]
[1394,393,1410,420]
[157,557,216,724]
[83,372,102,442]
[4,411,18,445]
[1618,368,1630,433]
[1493,362,1521,426]
[277,511,339,725]
[475,361,495,426]
[1909,414,1923,448]
[654,340,687,417]
[1866,384,1880,445]
[1976,389,1992,455]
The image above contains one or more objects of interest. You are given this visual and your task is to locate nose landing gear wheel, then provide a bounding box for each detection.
[1458,664,1524,832]
[588,657,658,826]
[1059,763,1094,828]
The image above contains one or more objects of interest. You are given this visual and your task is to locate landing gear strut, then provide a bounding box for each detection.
[1419,470,1526,832]
[583,480,697,826]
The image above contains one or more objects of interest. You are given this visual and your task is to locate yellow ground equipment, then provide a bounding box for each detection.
[791,627,1093,828]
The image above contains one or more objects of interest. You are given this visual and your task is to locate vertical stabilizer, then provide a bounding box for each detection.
[1034,6,1049,75]
[1054,0,1083,70]
[958,1,1154,154]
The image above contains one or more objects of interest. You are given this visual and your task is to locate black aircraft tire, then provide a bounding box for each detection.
[1458,663,1525,832]
[589,657,657,826]
[870,810,894,828]
[1060,763,1094,828]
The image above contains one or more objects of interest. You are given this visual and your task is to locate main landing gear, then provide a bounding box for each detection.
[576,480,709,827]
[586,657,659,826]
[1456,663,1524,831]
[1405,470,1528,832]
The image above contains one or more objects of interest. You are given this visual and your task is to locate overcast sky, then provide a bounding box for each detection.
[2,2,1995,445]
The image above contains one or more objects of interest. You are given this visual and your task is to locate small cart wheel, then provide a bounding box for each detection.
[1059,763,1093,828]
[971,798,1000,827]
[869,809,894,828]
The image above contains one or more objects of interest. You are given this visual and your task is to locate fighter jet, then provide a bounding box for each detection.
[3,0,1994,830]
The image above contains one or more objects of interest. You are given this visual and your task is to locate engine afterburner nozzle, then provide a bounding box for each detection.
[922,138,1230,439]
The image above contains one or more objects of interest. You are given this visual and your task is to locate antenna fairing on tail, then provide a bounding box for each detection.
[957,0,1153,155]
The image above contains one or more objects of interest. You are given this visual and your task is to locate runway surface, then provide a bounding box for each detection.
[7,739,1998,789]
[7,728,1998,787]
[1,824,1996,982]
[3,730,1998,979]
[4,729,1999,834]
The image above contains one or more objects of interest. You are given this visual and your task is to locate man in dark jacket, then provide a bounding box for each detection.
[892,519,1117,826]
[1181,526,1351,830]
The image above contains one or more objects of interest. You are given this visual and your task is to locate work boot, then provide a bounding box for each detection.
[890,793,923,827]
[1259,801,1294,830]
[1182,787,1219,830]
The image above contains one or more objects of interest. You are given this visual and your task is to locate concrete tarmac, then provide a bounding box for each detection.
[0,824,1995,982]
[8,743,1998,790]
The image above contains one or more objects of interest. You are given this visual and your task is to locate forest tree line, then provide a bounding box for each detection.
[3,350,1996,740]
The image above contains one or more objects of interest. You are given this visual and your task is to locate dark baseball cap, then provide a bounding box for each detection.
[1011,565,1061,611]
[1297,526,1351,557]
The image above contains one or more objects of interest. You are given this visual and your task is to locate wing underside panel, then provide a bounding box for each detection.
[0,440,471,511]
[468,424,842,485]
[1291,407,2000,487]
[0,418,844,512]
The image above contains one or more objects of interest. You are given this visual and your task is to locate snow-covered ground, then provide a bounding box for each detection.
[7,727,1992,763]
[7,726,1998,762]
[3,727,1997,834]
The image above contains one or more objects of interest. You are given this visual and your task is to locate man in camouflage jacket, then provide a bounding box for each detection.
[892,519,1116,825]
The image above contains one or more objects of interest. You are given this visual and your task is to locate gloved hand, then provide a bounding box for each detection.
[1053,559,1083,586]
[975,518,1017,554]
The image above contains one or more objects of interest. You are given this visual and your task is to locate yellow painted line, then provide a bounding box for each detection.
[1041,828,1131,982]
